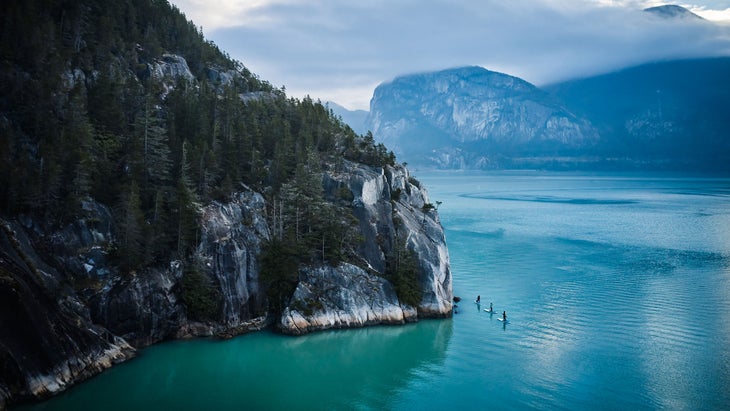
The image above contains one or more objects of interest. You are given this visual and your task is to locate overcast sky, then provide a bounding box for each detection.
[171,0,730,110]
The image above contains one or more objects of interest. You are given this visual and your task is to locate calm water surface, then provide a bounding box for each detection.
[18,172,730,410]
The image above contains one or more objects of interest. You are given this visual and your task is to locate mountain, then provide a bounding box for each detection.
[643,5,704,20]
[366,66,599,169]
[545,57,730,171]
[0,0,451,407]
[364,58,730,172]
[327,101,369,135]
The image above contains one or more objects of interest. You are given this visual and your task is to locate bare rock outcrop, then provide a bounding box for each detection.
[281,263,417,335]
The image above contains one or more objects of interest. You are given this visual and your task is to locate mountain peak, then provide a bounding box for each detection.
[367,66,598,169]
[643,5,703,20]
[388,66,523,86]
[377,66,540,103]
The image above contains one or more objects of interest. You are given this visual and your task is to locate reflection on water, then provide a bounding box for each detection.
[15,171,730,410]
[463,193,639,205]
[17,320,453,411]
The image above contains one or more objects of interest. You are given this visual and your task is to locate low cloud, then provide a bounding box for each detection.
[689,6,730,21]
[173,0,730,110]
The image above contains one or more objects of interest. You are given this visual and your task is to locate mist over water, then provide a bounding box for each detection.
[18,171,730,410]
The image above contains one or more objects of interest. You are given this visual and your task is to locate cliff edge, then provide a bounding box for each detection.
[0,163,450,407]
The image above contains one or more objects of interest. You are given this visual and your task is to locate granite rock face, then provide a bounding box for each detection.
[89,190,271,345]
[0,220,134,407]
[282,161,452,334]
[150,54,195,83]
[366,66,598,169]
[0,189,271,406]
[0,168,451,406]
[197,191,270,328]
[89,262,186,347]
[281,263,417,335]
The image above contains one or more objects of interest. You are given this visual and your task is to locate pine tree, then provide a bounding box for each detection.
[148,188,173,262]
[116,180,145,273]
[386,235,421,307]
[134,93,173,196]
[279,148,324,244]
[174,142,200,258]
[63,86,95,217]
[181,258,221,321]
[259,237,299,316]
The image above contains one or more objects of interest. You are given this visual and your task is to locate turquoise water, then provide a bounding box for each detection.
[17,172,730,410]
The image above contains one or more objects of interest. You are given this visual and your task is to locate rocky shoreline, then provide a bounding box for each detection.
[0,162,451,409]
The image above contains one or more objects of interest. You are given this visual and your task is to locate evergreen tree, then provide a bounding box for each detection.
[134,93,173,198]
[0,0,419,317]
[174,142,200,257]
[116,180,145,272]
[90,128,124,206]
[147,188,173,262]
[181,258,221,321]
[279,149,324,244]
[259,237,299,316]
[62,86,95,218]
[386,235,421,307]
[87,71,130,136]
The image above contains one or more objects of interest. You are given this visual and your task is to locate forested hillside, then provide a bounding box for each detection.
[0,0,395,273]
[1,1,455,407]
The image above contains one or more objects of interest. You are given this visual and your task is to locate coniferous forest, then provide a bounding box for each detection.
[0,0,399,296]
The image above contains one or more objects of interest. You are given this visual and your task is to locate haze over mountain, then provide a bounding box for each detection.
[174,1,730,110]
[326,101,369,136]
[644,4,704,19]
[545,57,730,170]
[364,67,599,170]
[329,56,730,172]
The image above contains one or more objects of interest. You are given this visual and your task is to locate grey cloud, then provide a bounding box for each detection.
[199,0,730,109]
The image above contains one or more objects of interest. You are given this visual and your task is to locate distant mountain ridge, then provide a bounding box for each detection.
[545,57,730,170]
[643,5,704,20]
[364,66,599,169]
[333,58,730,172]
[327,101,369,135]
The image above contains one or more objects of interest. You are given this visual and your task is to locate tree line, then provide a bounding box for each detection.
[0,0,403,317]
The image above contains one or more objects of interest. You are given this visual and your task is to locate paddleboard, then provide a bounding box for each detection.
[483,309,495,313]
[498,318,509,323]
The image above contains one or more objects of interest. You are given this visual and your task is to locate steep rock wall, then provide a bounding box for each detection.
[384,166,451,316]
[281,263,417,335]
[90,263,186,347]
[366,66,599,169]
[92,190,271,343]
[282,162,452,334]
[0,171,451,405]
[0,221,134,407]
[198,191,270,328]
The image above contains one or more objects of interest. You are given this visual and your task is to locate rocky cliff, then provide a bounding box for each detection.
[366,66,599,169]
[197,191,270,330]
[281,162,451,334]
[0,163,450,407]
[0,219,134,409]
[0,1,452,405]
[281,263,418,335]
